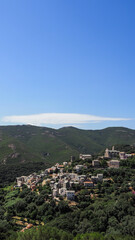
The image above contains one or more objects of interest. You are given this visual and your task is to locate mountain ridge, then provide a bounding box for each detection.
[0,125,135,165]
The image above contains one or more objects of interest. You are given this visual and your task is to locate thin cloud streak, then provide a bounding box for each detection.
[1,113,132,126]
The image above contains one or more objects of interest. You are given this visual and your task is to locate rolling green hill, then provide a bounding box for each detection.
[0,125,135,166]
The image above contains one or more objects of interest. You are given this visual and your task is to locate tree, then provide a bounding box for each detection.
[15,200,26,213]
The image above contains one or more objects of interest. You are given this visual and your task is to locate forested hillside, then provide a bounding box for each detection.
[1,125,135,186]
[0,125,135,166]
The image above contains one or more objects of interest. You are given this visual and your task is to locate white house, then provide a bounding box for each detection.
[79,154,91,160]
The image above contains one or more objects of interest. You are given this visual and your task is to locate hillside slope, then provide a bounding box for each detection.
[0,125,135,165]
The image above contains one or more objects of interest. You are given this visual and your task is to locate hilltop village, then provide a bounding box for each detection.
[1,144,135,240]
[16,146,135,201]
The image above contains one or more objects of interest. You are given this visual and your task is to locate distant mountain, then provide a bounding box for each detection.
[0,125,135,165]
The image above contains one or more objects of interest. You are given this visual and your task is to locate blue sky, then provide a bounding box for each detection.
[0,0,135,129]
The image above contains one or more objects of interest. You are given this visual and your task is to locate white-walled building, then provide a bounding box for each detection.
[107,160,120,168]
[92,160,100,167]
[80,154,91,160]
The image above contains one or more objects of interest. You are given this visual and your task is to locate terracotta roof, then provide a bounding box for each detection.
[84,181,93,184]
[26,224,33,229]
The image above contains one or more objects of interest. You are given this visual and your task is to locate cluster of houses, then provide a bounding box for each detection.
[16,171,46,190]
[104,146,135,160]
[16,146,134,200]
[102,145,135,168]
[92,158,120,169]
[79,151,120,169]
[49,171,103,200]
[16,156,105,201]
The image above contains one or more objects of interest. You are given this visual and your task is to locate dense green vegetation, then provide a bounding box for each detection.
[0,125,135,166]
[114,144,135,153]
[0,162,49,187]
[1,125,135,239]
[6,226,135,240]
[1,156,135,239]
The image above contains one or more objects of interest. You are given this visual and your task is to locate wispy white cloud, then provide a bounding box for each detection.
[1,113,132,126]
